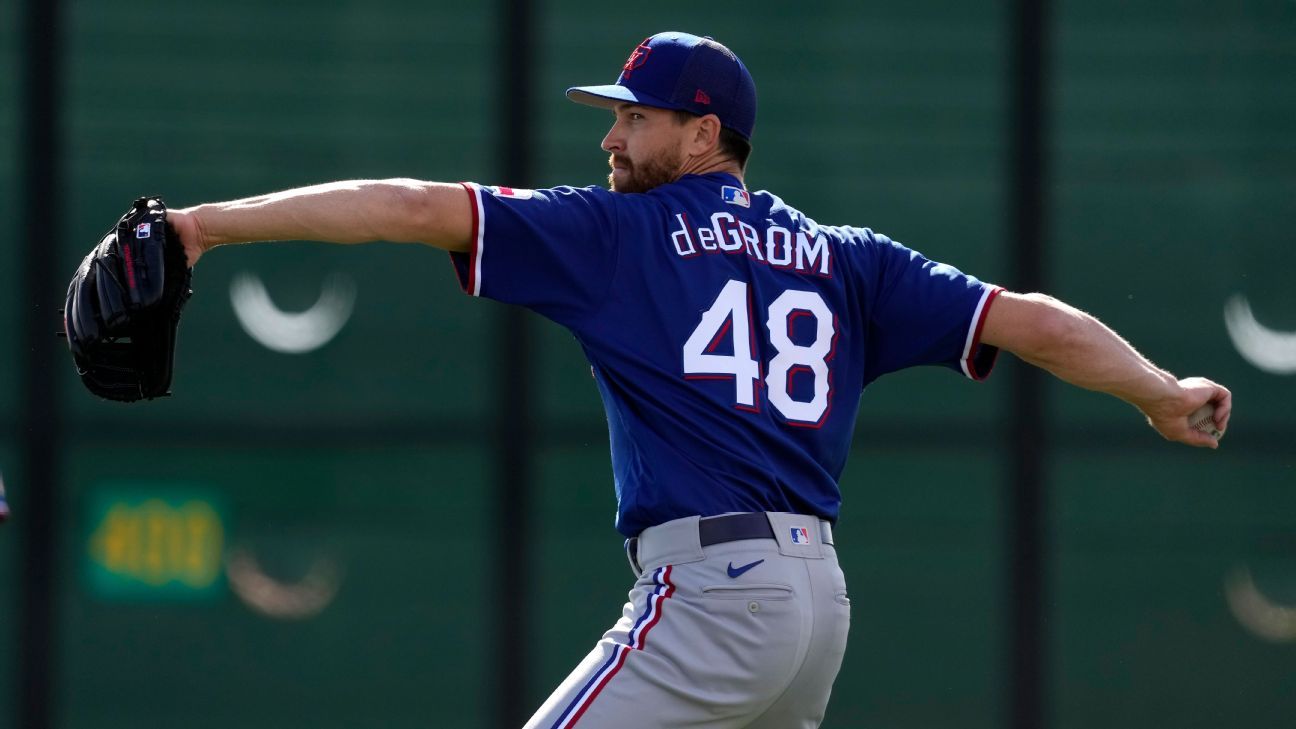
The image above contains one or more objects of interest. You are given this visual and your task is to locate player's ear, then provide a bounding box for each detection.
[688,114,723,156]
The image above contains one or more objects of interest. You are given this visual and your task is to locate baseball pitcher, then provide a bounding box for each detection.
[64,31,1231,728]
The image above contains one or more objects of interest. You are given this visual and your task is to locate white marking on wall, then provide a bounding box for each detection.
[1223,294,1296,375]
[226,548,343,620]
[1225,566,1296,643]
[230,273,356,354]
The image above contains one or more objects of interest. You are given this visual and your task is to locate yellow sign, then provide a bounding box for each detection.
[86,489,226,599]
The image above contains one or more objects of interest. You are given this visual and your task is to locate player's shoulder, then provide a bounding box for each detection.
[472,182,629,228]
[756,190,891,251]
[518,182,674,220]
[474,182,615,205]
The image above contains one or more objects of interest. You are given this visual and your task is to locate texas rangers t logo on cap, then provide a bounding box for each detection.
[622,40,652,77]
[790,526,811,544]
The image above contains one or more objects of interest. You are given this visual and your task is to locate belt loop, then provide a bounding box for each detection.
[766,512,826,559]
[630,516,706,570]
[624,537,643,577]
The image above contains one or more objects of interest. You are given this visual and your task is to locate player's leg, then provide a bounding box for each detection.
[524,553,809,729]
[525,514,850,729]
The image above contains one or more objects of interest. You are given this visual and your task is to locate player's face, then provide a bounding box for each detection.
[602,104,691,193]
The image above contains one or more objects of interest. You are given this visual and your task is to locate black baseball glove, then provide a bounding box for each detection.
[63,197,193,402]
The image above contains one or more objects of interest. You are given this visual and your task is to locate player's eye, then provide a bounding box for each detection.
[613,107,646,123]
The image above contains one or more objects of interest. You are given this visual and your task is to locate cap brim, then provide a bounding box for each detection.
[566,84,677,112]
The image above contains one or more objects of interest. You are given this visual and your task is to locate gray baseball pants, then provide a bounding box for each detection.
[524,512,851,728]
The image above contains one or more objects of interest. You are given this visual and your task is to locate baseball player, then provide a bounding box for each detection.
[159,31,1230,728]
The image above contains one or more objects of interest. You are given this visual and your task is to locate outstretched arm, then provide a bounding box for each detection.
[980,291,1232,448]
[167,178,474,267]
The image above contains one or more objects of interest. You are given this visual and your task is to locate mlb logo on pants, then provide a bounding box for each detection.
[790,526,811,544]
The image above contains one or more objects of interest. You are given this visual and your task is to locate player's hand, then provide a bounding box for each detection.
[1140,376,1232,449]
[168,208,206,268]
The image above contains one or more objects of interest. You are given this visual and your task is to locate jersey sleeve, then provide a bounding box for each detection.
[861,231,1001,385]
[449,182,620,327]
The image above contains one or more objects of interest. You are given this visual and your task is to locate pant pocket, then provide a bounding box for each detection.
[701,583,795,601]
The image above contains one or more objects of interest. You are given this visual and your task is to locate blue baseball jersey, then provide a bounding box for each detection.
[450,173,1001,537]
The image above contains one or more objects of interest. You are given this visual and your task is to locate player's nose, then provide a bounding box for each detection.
[601,122,624,153]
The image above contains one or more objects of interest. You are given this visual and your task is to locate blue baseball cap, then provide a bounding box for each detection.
[567,32,757,140]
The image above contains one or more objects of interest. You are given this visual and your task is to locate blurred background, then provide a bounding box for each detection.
[2,0,1294,727]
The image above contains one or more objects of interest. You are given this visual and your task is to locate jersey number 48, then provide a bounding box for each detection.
[683,279,837,427]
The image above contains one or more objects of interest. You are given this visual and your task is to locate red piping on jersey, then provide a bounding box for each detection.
[965,287,1002,381]
[454,182,481,296]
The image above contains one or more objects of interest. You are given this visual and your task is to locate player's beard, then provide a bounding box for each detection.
[608,148,684,193]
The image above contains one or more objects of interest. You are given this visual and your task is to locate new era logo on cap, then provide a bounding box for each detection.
[135,222,152,239]
[790,526,811,545]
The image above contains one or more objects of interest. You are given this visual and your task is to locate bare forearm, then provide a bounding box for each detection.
[1011,298,1179,410]
[982,291,1231,447]
[178,178,471,256]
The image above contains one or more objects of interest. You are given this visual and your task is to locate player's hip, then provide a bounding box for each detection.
[622,511,849,630]
[626,512,838,574]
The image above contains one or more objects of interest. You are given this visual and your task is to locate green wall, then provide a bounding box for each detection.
[1,0,21,720]
[1048,3,1296,727]
[2,0,1293,727]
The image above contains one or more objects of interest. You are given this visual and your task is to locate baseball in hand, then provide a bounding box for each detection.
[1189,402,1223,440]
